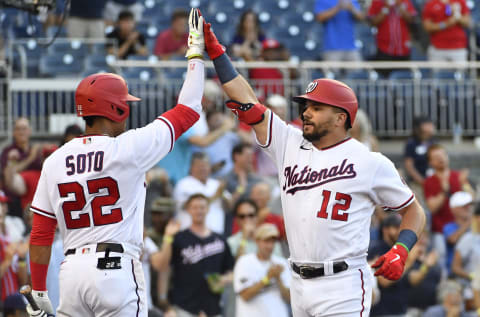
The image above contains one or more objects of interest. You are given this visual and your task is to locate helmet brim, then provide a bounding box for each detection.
[292,95,308,104]
[126,93,141,101]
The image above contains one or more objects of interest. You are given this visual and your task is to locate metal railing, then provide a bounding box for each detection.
[3,60,480,139]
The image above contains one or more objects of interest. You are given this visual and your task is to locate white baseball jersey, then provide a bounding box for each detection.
[30,118,176,257]
[259,112,414,264]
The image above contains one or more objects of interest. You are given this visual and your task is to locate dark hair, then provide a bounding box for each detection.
[171,9,188,23]
[83,116,100,128]
[231,142,252,161]
[190,151,208,165]
[426,143,445,162]
[118,10,134,21]
[64,124,83,136]
[233,198,258,217]
[331,107,351,130]
[235,10,262,38]
[412,116,433,139]
[183,193,209,210]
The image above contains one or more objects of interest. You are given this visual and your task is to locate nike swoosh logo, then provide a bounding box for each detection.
[389,254,400,264]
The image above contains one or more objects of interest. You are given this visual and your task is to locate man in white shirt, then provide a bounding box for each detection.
[174,152,226,234]
[234,223,290,317]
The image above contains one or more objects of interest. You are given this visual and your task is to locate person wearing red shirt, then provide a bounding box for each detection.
[368,0,417,76]
[423,144,473,234]
[154,9,188,60]
[422,0,471,62]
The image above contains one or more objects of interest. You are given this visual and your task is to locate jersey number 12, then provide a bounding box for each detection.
[58,177,123,229]
[317,190,351,221]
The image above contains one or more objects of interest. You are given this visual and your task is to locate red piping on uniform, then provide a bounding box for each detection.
[321,137,352,150]
[31,205,56,218]
[383,194,414,210]
[359,268,365,317]
[259,111,273,148]
[157,117,174,153]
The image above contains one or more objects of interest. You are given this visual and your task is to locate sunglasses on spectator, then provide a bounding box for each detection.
[237,213,256,219]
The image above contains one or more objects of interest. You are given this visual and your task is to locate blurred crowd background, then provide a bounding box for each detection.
[0,0,480,317]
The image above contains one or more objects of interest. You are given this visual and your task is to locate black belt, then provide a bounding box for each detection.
[291,261,348,279]
[65,243,124,256]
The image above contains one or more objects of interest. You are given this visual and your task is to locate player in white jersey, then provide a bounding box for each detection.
[201,19,426,316]
[26,9,205,317]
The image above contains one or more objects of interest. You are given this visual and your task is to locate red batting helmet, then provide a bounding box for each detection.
[292,78,358,128]
[75,73,140,122]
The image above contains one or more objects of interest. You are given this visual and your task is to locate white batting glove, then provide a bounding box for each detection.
[31,290,54,314]
[26,305,54,317]
[185,8,204,59]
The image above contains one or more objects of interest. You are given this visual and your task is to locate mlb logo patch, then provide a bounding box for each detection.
[83,137,92,145]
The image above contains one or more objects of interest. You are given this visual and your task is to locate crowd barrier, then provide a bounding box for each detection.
[2,59,480,139]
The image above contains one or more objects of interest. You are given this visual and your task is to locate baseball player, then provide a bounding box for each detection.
[26,8,205,317]
[201,19,426,316]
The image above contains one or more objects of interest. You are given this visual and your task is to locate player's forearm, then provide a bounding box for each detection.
[30,244,51,265]
[398,200,425,240]
[222,75,259,105]
[177,58,204,115]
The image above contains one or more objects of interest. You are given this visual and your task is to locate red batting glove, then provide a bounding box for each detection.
[226,100,267,125]
[203,22,226,60]
[371,244,408,281]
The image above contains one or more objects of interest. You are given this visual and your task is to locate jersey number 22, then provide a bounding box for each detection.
[58,177,123,229]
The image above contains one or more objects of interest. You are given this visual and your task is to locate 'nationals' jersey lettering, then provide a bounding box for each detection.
[283,159,357,195]
[66,151,104,175]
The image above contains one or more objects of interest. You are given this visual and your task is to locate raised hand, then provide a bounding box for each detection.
[203,21,226,60]
[185,8,204,59]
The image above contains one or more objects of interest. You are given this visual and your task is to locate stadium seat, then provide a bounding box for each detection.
[122,67,158,81]
[45,26,68,38]
[47,41,88,58]
[39,53,85,77]
[389,70,415,80]
[85,54,113,70]
[12,23,43,38]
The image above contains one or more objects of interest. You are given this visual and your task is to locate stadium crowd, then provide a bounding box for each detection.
[0,0,479,317]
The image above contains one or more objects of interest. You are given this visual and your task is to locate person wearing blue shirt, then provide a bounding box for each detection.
[315,0,365,61]
[442,191,473,274]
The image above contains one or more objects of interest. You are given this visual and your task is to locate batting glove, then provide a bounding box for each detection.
[371,244,409,281]
[185,8,204,59]
[31,290,54,314]
[203,22,226,60]
[226,100,267,125]
[26,305,55,317]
